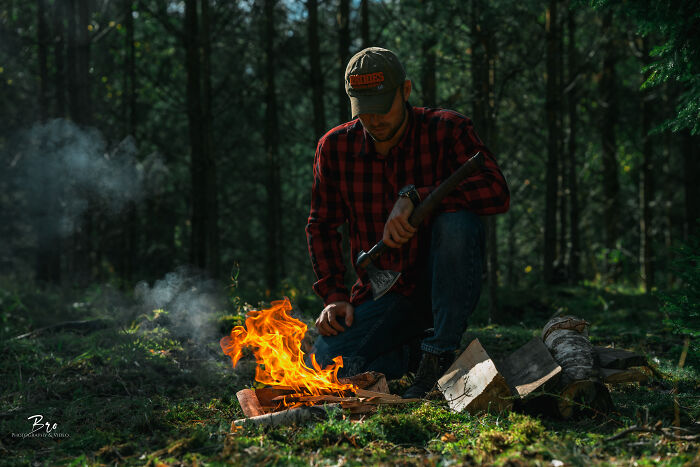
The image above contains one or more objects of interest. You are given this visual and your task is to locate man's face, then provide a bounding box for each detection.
[358,84,408,143]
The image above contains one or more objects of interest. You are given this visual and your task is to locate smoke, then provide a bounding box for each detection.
[134,267,226,345]
[6,118,163,238]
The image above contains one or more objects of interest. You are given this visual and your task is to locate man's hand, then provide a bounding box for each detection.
[315,301,354,336]
[383,197,417,248]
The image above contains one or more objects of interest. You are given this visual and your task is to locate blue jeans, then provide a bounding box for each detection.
[308,210,485,380]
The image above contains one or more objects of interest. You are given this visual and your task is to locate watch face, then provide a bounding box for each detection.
[400,185,415,196]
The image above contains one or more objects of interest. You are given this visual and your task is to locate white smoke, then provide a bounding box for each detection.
[134,267,225,345]
[8,118,164,238]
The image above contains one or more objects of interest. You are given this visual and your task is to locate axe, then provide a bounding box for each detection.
[355,151,485,299]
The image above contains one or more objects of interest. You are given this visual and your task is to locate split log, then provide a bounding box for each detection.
[437,339,513,414]
[499,337,562,398]
[600,367,649,384]
[236,389,265,418]
[542,316,613,418]
[233,403,342,427]
[594,346,647,369]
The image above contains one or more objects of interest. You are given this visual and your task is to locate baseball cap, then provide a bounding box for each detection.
[345,47,406,119]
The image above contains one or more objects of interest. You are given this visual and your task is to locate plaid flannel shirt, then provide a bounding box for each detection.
[306,104,510,306]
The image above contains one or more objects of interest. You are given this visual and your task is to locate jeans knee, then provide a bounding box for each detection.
[432,210,484,248]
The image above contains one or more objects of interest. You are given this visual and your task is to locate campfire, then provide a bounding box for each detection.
[221,298,414,426]
[220,298,355,409]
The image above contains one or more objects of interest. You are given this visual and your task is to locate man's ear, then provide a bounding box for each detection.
[403,80,412,101]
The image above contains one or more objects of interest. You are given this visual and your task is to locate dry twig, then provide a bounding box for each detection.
[604,424,700,442]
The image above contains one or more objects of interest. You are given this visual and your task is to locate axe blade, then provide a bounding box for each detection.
[366,263,401,300]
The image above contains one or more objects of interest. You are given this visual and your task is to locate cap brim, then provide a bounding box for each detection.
[349,91,396,119]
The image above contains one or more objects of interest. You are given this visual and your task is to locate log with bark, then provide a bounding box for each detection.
[541,316,613,419]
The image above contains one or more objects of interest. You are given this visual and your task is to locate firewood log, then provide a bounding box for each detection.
[437,339,513,414]
[233,404,342,427]
[542,316,613,419]
[542,316,596,384]
[236,389,265,418]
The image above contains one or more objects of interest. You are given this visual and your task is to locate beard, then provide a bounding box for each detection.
[367,106,407,143]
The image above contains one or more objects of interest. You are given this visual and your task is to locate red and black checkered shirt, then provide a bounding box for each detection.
[306,104,510,306]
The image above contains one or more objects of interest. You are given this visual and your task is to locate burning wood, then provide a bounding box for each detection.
[233,386,416,427]
[220,298,355,407]
[222,299,418,426]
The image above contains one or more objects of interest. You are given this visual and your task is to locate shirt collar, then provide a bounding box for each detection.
[356,102,415,159]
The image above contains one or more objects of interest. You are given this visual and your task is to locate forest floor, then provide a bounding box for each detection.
[0,279,698,466]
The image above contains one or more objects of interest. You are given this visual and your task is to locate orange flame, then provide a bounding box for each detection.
[220,298,355,397]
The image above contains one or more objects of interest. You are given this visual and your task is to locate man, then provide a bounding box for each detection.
[305,47,509,398]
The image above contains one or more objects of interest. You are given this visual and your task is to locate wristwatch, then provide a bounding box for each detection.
[398,184,421,208]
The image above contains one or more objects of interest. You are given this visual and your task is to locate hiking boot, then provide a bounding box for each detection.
[402,351,455,399]
[407,328,435,374]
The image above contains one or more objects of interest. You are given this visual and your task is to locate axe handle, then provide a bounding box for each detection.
[408,151,484,226]
[356,151,484,270]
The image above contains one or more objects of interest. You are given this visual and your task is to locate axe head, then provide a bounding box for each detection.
[365,262,401,300]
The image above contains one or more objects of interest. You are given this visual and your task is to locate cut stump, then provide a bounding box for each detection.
[499,337,562,398]
[594,346,647,370]
[557,379,613,419]
[437,338,513,414]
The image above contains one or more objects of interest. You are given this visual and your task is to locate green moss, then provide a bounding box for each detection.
[1,281,698,465]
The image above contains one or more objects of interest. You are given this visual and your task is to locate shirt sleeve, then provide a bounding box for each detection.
[416,117,510,215]
[305,139,350,305]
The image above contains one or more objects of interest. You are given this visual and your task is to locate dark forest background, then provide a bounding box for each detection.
[1,0,698,315]
[1,2,699,464]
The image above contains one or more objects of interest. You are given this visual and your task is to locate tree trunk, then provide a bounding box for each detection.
[68,0,94,282]
[471,0,498,322]
[639,38,654,292]
[337,0,352,274]
[682,130,700,239]
[264,0,282,291]
[308,0,326,140]
[361,0,369,49]
[75,0,91,124]
[337,0,350,122]
[201,0,220,278]
[557,9,567,275]
[66,0,78,122]
[506,209,516,287]
[185,0,207,270]
[420,0,436,106]
[567,8,580,282]
[52,0,66,118]
[485,39,498,323]
[543,0,559,284]
[35,0,61,284]
[37,0,49,122]
[124,0,136,137]
[600,11,619,275]
[119,0,138,284]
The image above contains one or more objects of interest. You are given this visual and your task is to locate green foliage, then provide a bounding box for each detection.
[659,238,700,361]
[595,0,700,134]
[1,280,699,465]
